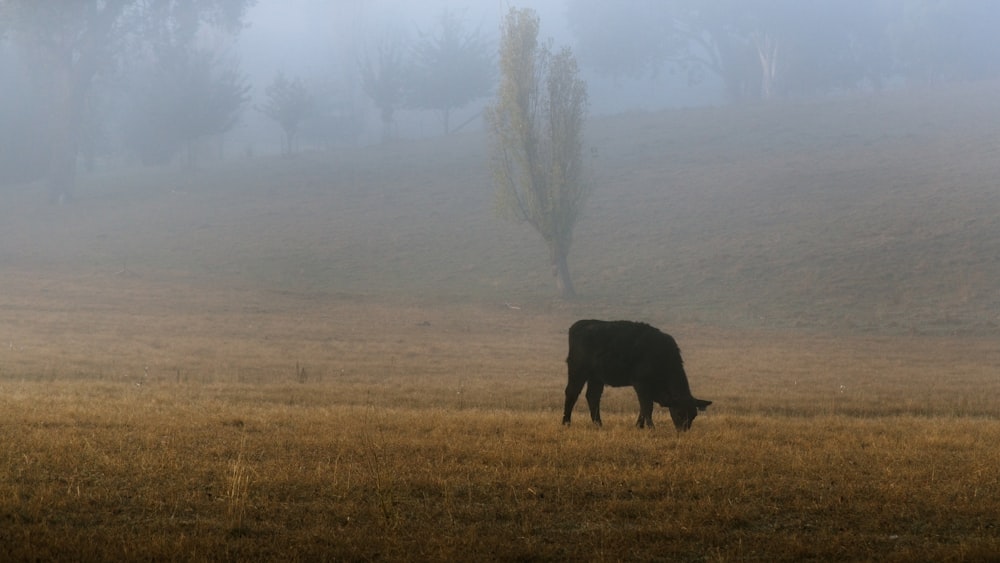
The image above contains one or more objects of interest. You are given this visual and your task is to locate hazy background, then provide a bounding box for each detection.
[2,0,1000,332]
[233,0,721,148]
[8,0,1000,179]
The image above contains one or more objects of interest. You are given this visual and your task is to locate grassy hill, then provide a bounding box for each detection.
[3,82,1000,334]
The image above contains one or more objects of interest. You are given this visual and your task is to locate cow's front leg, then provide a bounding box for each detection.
[584,381,605,427]
[635,391,655,429]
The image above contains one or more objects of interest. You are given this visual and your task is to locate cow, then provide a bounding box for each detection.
[563,319,712,431]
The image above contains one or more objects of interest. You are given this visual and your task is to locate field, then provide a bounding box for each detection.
[2,83,1000,560]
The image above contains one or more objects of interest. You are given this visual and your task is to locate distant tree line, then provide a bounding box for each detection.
[359,9,494,141]
[0,1,495,195]
[3,0,999,197]
[0,0,254,199]
[567,0,1000,102]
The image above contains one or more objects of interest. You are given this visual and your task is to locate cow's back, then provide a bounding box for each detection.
[569,319,673,357]
[567,320,680,387]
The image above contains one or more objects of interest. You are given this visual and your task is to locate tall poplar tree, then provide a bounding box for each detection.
[485,8,589,299]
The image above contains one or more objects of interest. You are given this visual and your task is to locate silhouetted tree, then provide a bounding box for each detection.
[566,0,681,81]
[407,9,494,134]
[359,35,406,143]
[486,8,589,299]
[297,76,366,148]
[259,72,313,155]
[889,0,1000,83]
[1,0,252,200]
[567,0,893,103]
[126,46,250,167]
[0,39,49,185]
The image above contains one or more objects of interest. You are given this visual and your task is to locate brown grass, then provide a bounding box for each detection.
[2,84,1000,560]
[1,295,998,561]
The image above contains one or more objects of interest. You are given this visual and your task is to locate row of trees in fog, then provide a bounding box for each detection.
[0,0,256,199]
[0,1,497,197]
[3,0,1000,201]
[569,0,1000,102]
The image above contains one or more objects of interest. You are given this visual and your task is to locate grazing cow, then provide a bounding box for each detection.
[563,320,712,431]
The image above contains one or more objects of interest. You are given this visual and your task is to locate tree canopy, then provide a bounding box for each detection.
[567,0,995,103]
[0,0,254,197]
[359,34,407,143]
[259,72,313,155]
[126,46,250,167]
[407,9,494,134]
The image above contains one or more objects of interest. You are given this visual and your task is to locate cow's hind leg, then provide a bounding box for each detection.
[563,378,586,425]
[585,381,605,427]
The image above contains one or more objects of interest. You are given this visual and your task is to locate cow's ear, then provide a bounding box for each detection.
[694,399,712,411]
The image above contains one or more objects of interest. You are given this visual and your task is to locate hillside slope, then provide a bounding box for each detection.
[581,83,1000,332]
[2,83,999,334]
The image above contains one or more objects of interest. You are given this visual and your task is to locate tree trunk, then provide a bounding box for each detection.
[380,107,395,144]
[753,32,780,101]
[550,245,577,299]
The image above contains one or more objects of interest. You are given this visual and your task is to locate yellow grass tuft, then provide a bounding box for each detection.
[226,434,255,534]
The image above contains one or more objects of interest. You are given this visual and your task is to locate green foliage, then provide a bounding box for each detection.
[485,8,589,298]
[259,72,313,155]
[407,9,494,134]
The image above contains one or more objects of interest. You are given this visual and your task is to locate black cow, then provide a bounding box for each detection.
[563,319,712,431]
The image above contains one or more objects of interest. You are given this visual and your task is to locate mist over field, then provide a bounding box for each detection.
[3,0,1000,331]
[2,2,1000,560]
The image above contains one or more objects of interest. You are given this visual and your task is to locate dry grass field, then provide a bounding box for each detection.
[2,83,1000,560]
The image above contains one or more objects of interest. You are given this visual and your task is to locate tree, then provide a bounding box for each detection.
[359,34,406,143]
[701,0,893,99]
[485,8,589,299]
[889,0,1000,83]
[407,9,494,134]
[567,0,894,103]
[297,76,366,149]
[125,46,250,167]
[1,0,253,201]
[566,0,682,81]
[0,39,49,185]
[259,72,313,155]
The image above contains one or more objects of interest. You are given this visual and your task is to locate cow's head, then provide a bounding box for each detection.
[666,398,712,431]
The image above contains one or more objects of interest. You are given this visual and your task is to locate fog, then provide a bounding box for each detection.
[0,1,715,180]
[234,0,720,146]
[235,0,578,147]
[3,1,1000,314]
[4,0,1000,185]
